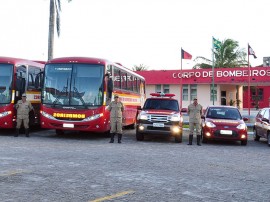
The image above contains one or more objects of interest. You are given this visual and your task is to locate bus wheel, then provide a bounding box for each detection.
[56,129,64,136]
[136,130,144,141]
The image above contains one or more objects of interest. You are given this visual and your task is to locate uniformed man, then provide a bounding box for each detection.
[107,95,124,143]
[14,93,34,137]
[187,98,203,146]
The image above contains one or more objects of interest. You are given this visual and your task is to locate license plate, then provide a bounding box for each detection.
[220,130,232,135]
[153,123,164,127]
[63,123,74,128]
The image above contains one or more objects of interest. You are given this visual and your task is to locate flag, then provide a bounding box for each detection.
[213,37,222,49]
[181,49,192,59]
[248,44,257,59]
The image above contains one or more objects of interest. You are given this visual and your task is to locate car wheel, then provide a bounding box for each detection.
[267,133,270,147]
[241,140,247,146]
[56,129,64,136]
[201,131,207,143]
[175,133,182,143]
[136,130,144,141]
[253,128,260,141]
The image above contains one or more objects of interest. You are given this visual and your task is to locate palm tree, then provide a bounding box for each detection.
[132,64,149,71]
[48,0,72,60]
[193,39,248,69]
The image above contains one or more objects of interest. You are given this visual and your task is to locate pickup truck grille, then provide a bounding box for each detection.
[148,115,169,123]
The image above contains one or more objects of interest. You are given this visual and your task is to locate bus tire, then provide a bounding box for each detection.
[56,129,64,136]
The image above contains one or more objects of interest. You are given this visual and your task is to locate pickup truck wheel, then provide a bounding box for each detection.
[175,134,182,143]
[136,130,144,141]
[253,128,260,141]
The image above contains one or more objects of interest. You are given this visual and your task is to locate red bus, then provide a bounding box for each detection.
[40,57,145,135]
[0,57,44,129]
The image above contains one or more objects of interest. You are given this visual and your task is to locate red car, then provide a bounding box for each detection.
[201,106,248,145]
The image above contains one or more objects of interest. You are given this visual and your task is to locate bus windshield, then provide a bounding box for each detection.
[0,64,13,104]
[42,64,104,107]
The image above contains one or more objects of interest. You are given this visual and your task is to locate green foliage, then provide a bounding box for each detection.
[193,38,248,69]
[132,64,149,71]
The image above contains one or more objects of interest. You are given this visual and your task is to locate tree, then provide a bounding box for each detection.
[48,0,72,60]
[193,39,248,69]
[132,64,148,71]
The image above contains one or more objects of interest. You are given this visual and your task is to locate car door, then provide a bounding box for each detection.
[261,109,270,138]
[255,109,265,136]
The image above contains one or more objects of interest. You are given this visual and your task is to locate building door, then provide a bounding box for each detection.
[221,91,226,105]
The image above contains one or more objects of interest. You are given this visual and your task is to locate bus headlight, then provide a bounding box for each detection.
[83,113,104,122]
[0,111,12,118]
[40,111,56,120]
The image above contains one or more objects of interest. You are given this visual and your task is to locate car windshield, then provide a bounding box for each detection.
[207,107,241,120]
[0,64,13,104]
[42,63,104,107]
[144,99,179,111]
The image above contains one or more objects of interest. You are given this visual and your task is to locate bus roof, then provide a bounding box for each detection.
[0,56,45,68]
[47,57,145,81]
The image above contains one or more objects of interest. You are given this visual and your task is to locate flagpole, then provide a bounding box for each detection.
[180,48,183,109]
[212,37,215,105]
[248,44,251,116]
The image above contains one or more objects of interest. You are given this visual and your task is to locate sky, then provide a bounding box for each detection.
[1,0,270,70]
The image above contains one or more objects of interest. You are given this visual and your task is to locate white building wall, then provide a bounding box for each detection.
[145,84,240,109]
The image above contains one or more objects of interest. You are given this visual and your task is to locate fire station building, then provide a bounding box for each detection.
[136,67,270,109]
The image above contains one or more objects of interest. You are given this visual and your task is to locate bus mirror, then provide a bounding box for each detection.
[35,72,44,89]
[107,78,113,99]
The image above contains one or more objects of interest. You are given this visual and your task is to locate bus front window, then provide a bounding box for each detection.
[0,64,12,104]
[43,64,104,107]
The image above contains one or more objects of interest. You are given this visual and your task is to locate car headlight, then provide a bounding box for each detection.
[205,121,216,128]
[82,113,103,122]
[236,123,246,130]
[41,110,57,120]
[171,114,181,122]
[0,111,12,118]
[138,112,148,120]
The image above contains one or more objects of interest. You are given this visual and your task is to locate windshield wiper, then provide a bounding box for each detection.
[52,86,68,106]
[73,87,87,108]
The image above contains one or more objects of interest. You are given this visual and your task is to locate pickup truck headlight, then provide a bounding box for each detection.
[171,114,181,122]
[138,112,148,120]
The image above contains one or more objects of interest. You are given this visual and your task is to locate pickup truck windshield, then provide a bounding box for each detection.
[144,99,179,111]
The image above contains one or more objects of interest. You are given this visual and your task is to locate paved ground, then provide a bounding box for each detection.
[0,128,269,202]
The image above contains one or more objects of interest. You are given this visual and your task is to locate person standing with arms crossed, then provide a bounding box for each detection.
[107,95,124,143]
[188,98,203,146]
[14,93,34,137]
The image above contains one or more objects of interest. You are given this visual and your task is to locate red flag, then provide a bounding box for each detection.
[181,49,192,60]
[248,44,257,59]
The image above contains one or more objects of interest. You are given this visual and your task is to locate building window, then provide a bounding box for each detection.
[190,84,197,100]
[155,85,161,93]
[182,84,188,101]
[163,85,170,93]
[210,84,217,101]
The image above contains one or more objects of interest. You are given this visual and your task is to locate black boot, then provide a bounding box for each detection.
[109,133,115,143]
[197,135,201,146]
[118,134,122,143]
[187,135,193,145]
[25,129,29,137]
[14,128,19,137]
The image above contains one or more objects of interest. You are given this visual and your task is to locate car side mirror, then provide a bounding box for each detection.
[201,115,205,119]
[262,118,269,123]
[243,117,249,122]
[137,106,142,110]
